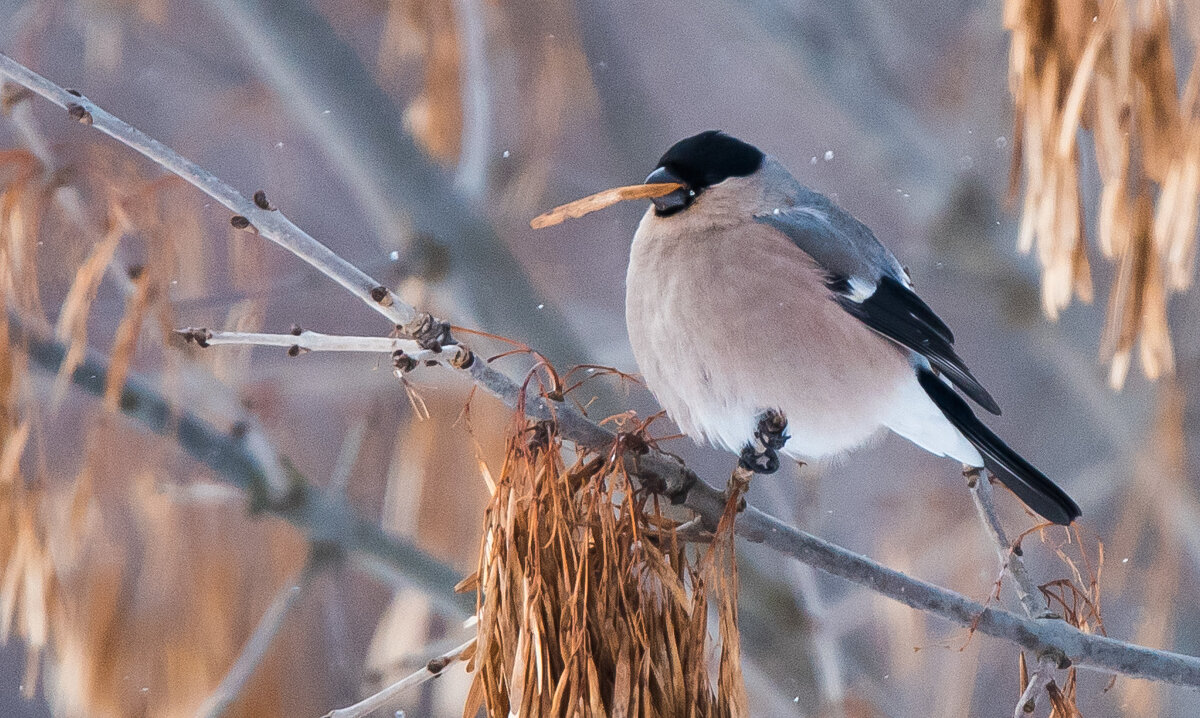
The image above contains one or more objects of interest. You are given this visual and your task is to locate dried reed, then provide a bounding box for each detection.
[1006,0,1200,388]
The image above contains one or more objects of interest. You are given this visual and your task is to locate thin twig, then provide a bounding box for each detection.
[177,328,457,364]
[451,0,492,200]
[6,54,1200,689]
[324,637,476,718]
[197,556,321,718]
[0,53,418,328]
[966,465,1062,715]
[966,466,1054,619]
[1015,654,1059,718]
[329,418,368,495]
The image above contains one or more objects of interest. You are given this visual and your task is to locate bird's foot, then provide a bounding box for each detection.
[755,409,789,451]
[738,445,779,473]
[737,409,789,474]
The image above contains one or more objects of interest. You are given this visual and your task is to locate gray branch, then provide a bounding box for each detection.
[5,52,1200,690]
[9,310,472,617]
[198,0,587,367]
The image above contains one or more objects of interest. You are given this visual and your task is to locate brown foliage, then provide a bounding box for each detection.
[1006,0,1200,387]
[464,416,748,717]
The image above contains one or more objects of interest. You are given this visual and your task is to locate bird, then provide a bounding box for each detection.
[624,130,1081,525]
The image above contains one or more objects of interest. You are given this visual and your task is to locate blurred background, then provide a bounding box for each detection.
[0,0,1197,715]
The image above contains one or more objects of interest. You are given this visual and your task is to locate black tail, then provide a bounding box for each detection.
[917,368,1081,525]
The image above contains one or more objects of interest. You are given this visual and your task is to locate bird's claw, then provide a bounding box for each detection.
[739,445,780,473]
[738,409,789,474]
[755,409,789,450]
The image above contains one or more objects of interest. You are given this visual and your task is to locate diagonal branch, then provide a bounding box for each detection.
[967,467,1053,619]
[199,0,585,366]
[968,466,1064,716]
[324,636,476,718]
[5,53,1200,690]
[198,551,323,718]
[9,310,473,617]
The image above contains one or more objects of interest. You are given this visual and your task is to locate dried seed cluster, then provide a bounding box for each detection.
[462,419,747,717]
[1007,0,1200,387]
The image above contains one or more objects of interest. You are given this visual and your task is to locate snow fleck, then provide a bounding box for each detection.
[389,250,400,261]
[1122,557,1130,564]
[322,109,331,115]
[995,136,1008,150]
[274,142,284,149]
[772,207,781,215]
[536,303,544,310]
[823,150,834,161]
[502,150,511,158]
[810,156,818,165]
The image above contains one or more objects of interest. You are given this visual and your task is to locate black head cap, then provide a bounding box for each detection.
[654,130,765,190]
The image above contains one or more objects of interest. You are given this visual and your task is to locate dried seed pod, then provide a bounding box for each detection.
[530,182,685,228]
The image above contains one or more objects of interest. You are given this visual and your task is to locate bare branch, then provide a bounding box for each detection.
[726,495,1200,685]
[0,53,419,329]
[8,310,473,617]
[176,328,456,363]
[198,557,320,718]
[1015,654,1059,718]
[967,466,1055,619]
[6,53,1200,690]
[324,637,475,718]
[197,0,588,366]
[966,466,1064,713]
[451,0,492,200]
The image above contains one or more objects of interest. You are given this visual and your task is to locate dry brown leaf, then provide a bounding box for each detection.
[529,183,685,229]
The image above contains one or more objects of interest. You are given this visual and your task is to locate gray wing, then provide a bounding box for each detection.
[756,203,1001,415]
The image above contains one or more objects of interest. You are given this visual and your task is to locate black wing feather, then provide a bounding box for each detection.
[833,275,1002,415]
[917,369,1081,525]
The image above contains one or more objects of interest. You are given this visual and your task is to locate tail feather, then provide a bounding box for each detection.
[916,368,1081,525]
